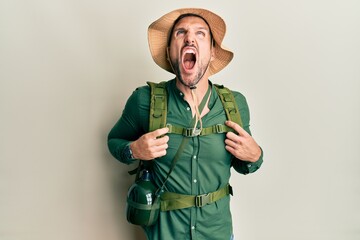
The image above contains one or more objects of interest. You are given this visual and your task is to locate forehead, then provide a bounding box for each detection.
[173,16,210,30]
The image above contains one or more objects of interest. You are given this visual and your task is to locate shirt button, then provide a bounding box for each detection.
[193,156,197,159]
[247,163,252,168]
[193,179,197,183]
[180,92,183,96]
[186,107,190,111]
[191,226,195,230]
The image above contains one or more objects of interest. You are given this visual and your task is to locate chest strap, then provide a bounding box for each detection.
[147,82,243,134]
[166,123,235,137]
[160,184,233,211]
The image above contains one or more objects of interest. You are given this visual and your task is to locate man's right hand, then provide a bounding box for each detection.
[130,127,169,160]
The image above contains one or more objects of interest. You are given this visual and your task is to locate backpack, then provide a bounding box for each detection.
[147,81,243,134]
[128,81,243,177]
[126,81,243,226]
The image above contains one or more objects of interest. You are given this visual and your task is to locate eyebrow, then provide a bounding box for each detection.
[174,26,210,32]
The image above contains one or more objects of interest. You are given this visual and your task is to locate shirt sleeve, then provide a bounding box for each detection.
[232,148,264,174]
[230,91,264,174]
[107,85,150,164]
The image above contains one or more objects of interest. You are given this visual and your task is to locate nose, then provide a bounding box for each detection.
[184,32,195,45]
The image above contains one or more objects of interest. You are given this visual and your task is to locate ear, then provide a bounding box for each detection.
[210,44,215,61]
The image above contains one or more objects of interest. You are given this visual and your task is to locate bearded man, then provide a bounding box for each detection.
[108,8,263,240]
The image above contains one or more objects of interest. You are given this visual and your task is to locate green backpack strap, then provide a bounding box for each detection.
[147,81,168,132]
[214,84,243,128]
[128,81,167,177]
[146,82,242,135]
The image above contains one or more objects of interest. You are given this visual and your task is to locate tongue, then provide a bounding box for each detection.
[183,52,196,70]
[184,59,195,69]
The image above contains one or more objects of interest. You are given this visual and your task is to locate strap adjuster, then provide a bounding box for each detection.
[166,124,172,133]
[215,124,225,133]
[195,193,212,207]
[183,128,201,137]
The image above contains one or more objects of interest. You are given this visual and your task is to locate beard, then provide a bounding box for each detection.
[171,59,207,88]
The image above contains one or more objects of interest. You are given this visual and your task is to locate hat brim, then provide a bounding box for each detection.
[148,8,233,76]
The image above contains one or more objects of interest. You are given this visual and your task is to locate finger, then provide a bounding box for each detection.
[225,121,249,137]
[152,149,167,159]
[153,143,168,152]
[226,131,242,144]
[224,145,236,156]
[148,127,169,139]
[224,138,238,149]
[154,135,169,146]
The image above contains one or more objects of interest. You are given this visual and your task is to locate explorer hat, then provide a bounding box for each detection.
[148,8,233,76]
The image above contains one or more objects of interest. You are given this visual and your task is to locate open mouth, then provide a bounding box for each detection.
[182,49,196,70]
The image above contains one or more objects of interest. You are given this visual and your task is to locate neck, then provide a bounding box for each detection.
[175,76,211,119]
[175,76,210,101]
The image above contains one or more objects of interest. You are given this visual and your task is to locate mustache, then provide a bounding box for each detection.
[182,42,196,49]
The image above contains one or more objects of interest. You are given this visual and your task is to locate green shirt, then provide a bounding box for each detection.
[108,79,263,240]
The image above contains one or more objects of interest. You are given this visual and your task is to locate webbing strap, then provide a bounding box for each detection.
[128,82,167,177]
[166,123,235,137]
[127,197,160,210]
[148,81,167,132]
[214,84,243,128]
[147,196,161,226]
[147,82,242,134]
[160,184,233,211]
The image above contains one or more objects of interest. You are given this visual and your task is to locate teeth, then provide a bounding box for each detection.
[184,49,195,54]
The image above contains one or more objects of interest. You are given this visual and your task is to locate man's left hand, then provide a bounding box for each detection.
[224,120,261,162]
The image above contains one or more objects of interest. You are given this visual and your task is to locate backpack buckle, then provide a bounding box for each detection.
[183,128,201,137]
[192,128,202,136]
[195,193,211,207]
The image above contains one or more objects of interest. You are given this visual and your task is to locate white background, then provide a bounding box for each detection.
[1,0,359,239]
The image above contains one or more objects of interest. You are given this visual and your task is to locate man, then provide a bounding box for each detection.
[108,8,263,240]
